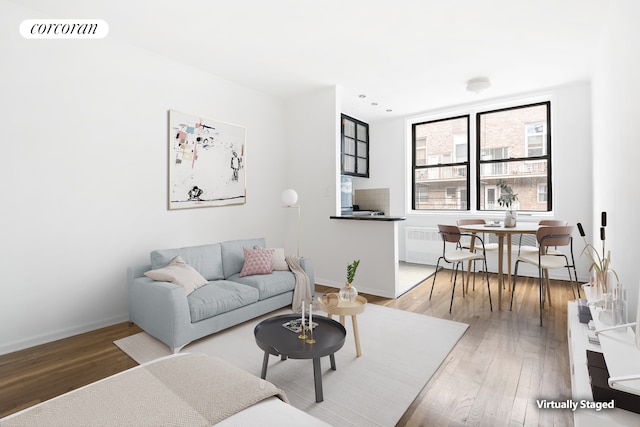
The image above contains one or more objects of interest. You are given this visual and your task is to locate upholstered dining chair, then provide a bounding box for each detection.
[455,219,500,291]
[516,219,567,255]
[516,220,579,298]
[430,224,493,313]
[510,225,576,326]
[456,219,500,252]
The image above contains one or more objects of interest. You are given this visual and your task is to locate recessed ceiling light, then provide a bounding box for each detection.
[358,94,366,98]
[466,77,491,94]
[371,102,378,106]
[386,109,392,112]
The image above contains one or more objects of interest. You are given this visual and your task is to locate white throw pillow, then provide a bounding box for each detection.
[254,246,288,271]
[144,255,208,294]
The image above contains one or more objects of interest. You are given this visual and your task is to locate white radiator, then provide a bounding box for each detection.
[404,227,441,265]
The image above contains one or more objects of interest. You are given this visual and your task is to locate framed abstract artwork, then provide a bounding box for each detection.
[168,110,246,209]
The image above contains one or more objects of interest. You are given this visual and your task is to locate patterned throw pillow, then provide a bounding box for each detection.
[239,247,274,277]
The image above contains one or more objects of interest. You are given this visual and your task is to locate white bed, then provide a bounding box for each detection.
[0,353,330,427]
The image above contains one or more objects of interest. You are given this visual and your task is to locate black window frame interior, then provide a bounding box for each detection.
[475,101,552,212]
[341,113,370,178]
[411,115,471,211]
[410,101,552,213]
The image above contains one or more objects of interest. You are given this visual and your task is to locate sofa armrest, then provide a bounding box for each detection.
[128,275,192,351]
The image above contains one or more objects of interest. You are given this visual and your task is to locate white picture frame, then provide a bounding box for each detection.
[168,110,246,209]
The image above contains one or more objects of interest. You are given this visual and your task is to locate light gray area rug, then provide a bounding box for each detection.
[116,304,467,427]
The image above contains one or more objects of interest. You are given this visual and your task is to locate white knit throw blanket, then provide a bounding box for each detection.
[286,256,312,313]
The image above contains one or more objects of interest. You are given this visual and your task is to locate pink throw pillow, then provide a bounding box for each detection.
[239,247,274,277]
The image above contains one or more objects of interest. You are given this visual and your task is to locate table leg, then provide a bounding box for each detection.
[507,234,513,291]
[261,351,269,379]
[330,353,337,370]
[497,234,505,310]
[351,315,362,357]
[313,358,323,403]
[339,315,345,325]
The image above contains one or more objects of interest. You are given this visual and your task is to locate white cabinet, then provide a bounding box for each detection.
[567,301,640,426]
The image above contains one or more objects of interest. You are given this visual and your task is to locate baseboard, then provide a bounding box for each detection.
[0,313,130,356]
[315,277,396,299]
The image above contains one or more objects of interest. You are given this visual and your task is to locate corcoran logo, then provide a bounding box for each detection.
[20,19,109,39]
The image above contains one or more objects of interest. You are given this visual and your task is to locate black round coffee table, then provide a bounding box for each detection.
[254,314,346,403]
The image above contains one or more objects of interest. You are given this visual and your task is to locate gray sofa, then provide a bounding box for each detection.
[127,238,314,352]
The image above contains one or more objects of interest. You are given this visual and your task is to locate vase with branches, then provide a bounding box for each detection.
[577,212,619,300]
[497,179,518,227]
[340,259,360,302]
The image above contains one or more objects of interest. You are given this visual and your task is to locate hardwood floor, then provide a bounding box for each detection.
[0,271,576,426]
[0,322,142,418]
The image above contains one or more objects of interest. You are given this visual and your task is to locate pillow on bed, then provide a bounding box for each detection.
[254,246,288,271]
[144,255,208,294]
[239,247,274,277]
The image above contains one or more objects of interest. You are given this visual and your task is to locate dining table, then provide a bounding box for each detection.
[457,222,540,309]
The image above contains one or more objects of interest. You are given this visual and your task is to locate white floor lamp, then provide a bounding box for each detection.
[281,189,300,257]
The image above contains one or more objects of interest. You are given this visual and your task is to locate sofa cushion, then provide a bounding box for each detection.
[220,238,266,278]
[187,281,259,322]
[228,270,296,300]
[150,244,224,281]
[144,255,208,295]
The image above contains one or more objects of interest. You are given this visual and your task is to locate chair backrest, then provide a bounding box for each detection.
[536,225,574,248]
[457,219,486,226]
[539,219,567,226]
[438,224,462,243]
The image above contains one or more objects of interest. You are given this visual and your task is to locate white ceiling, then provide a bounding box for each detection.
[15,0,611,121]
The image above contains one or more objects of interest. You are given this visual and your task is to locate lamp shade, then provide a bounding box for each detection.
[281,189,298,206]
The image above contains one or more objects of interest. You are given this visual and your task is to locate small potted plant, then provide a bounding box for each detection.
[497,179,518,227]
[339,259,360,301]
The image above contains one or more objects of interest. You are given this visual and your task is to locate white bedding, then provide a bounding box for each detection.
[216,397,331,426]
[0,353,329,427]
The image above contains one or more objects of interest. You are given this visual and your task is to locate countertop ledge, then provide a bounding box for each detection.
[330,215,406,221]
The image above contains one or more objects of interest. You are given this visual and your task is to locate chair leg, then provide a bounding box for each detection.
[566,265,576,299]
[511,260,520,311]
[484,258,492,311]
[429,258,443,300]
[544,270,552,306]
[539,266,544,327]
[450,263,458,313]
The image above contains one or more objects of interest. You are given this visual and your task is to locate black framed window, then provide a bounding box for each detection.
[341,114,369,177]
[412,115,470,210]
[477,102,552,211]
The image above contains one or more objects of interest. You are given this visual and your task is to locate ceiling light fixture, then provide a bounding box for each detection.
[466,77,491,94]
[358,94,366,98]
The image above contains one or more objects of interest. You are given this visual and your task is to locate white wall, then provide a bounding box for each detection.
[591,0,640,322]
[0,1,290,354]
[286,87,398,297]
